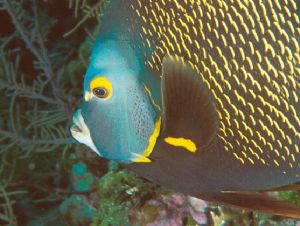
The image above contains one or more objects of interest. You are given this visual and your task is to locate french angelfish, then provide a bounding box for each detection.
[71,0,300,218]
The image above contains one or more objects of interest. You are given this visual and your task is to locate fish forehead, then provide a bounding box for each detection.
[83,39,142,93]
[121,1,300,169]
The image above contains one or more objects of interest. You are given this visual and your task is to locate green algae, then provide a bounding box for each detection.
[59,194,97,225]
[92,168,169,226]
[278,191,300,206]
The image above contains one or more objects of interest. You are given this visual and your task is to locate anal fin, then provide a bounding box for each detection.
[199,192,300,219]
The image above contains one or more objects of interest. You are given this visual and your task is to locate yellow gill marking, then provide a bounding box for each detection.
[164,137,197,153]
[132,84,162,163]
[132,116,161,163]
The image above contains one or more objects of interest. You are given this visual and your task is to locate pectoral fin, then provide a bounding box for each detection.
[160,56,219,150]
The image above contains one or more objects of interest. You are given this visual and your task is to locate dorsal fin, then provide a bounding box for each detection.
[161,56,219,148]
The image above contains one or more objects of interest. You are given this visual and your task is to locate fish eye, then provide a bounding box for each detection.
[90,77,112,100]
[93,87,109,99]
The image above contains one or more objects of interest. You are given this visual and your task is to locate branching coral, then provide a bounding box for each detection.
[64,0,109,37]
[0,184,18,225]
[0,0,106,224]
[1,0,74,156]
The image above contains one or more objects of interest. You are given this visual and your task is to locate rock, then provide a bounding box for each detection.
[59,194,96,226]
[188,196,208,225]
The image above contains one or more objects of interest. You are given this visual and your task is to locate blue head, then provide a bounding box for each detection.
[71,37,160,163]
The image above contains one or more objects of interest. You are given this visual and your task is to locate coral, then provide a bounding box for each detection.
[59,194,97,226]
[0,0,105,224]
[64,0,109,38]
[92,168,209,226]
[92,169,168,225]
[188,196,208,225]
[71,162,94,192]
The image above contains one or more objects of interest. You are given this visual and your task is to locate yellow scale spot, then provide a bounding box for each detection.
[164,137,197,153]
[249,147,260,160]
[274,159,280,167]
[248,157,255,165]
[233,153,245,164]
[295,145,299,153]
[131,0,300,167]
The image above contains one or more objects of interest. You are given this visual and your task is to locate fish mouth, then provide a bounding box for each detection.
[70,109,101,156]
[70,109,84,137]
[70,123,82,133]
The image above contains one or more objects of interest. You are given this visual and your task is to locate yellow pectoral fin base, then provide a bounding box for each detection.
[131,116,161,163]
[164,137,197,153]
[131,153,152,163]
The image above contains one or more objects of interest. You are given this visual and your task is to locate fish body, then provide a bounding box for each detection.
[71,0,300,217]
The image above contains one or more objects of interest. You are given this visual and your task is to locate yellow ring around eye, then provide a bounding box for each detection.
[90,76,112,100]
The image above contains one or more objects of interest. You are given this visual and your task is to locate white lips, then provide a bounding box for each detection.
[70,109,101,156]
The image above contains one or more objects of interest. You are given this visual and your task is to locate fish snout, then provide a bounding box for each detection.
[70,109,84,138]
[70,108,101,156]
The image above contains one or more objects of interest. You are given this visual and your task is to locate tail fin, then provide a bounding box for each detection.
[198,192,300,219]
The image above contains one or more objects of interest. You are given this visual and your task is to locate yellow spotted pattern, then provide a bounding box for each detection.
[128,0,300,169]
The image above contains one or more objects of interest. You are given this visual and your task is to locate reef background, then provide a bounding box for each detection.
[0,0,300,225]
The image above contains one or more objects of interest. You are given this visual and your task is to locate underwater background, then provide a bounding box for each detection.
[0,0,300,225]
